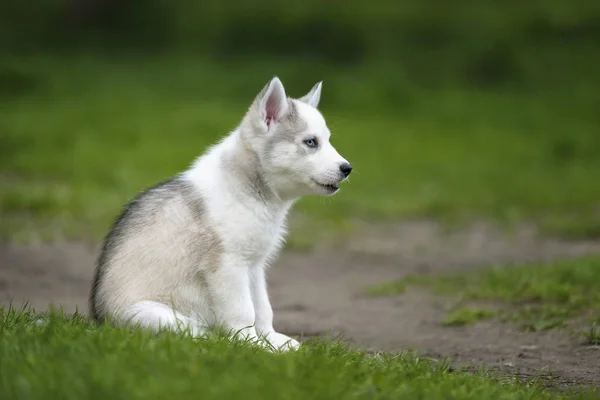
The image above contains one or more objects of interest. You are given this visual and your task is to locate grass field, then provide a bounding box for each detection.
[1,52,600,245]
[0,308,598,400]
[369,256,600,338]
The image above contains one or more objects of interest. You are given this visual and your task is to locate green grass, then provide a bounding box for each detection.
[369,256,600,332]
[1,51,600,245]
[0,308,597,400]
[583,316,600,345]
[442,307,497,327]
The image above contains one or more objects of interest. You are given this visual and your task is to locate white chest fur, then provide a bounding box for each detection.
[217,203,290,265]
[183,139,293,267]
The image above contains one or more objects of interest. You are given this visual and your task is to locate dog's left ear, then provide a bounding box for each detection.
[299,81,322,108]
[255,76,289,129]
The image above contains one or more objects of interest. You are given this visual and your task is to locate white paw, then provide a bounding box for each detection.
[264,331,300,352]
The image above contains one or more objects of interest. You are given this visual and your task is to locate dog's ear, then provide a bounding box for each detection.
[254,77,289,128]
[299,81,322,108]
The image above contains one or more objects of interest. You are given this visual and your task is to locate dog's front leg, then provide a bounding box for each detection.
[208,261,259,343]
[250,266,300,351]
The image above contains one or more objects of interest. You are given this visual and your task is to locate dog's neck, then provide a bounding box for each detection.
[220,131,294,211]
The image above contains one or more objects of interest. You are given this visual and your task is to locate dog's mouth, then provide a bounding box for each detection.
[312,179,340,193]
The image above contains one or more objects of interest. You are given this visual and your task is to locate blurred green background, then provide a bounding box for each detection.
[1,1,599,245]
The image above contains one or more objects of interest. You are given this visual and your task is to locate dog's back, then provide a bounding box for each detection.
[90,177,221,323]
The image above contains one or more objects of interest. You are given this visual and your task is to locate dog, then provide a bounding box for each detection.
[89,77,352,351]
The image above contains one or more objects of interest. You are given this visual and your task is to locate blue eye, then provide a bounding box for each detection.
[304,138,318,148]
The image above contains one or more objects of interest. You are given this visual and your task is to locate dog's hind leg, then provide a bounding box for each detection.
[121,301,205,337]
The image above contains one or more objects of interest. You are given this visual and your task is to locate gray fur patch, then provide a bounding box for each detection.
[220,147,272,204]
[89,177,223,322]
[263,100,308,164]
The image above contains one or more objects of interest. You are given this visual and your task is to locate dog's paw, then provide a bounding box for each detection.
[264,331,300,352]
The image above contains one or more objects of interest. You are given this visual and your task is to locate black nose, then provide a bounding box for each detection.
[339,162,353,177]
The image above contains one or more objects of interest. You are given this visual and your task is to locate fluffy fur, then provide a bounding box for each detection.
[90,77,352,351]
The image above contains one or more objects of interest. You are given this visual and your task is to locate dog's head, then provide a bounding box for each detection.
[240,77,352,200]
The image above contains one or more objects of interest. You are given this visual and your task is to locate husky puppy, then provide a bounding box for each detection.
[90,77,352,351]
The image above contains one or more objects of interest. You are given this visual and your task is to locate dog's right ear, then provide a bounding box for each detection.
[253,77,289,129]
[299,81,322,108]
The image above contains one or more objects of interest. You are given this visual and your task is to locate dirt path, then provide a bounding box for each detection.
[1,221,599,388]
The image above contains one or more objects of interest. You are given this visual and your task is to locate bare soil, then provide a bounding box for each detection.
[1,220,599,389]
